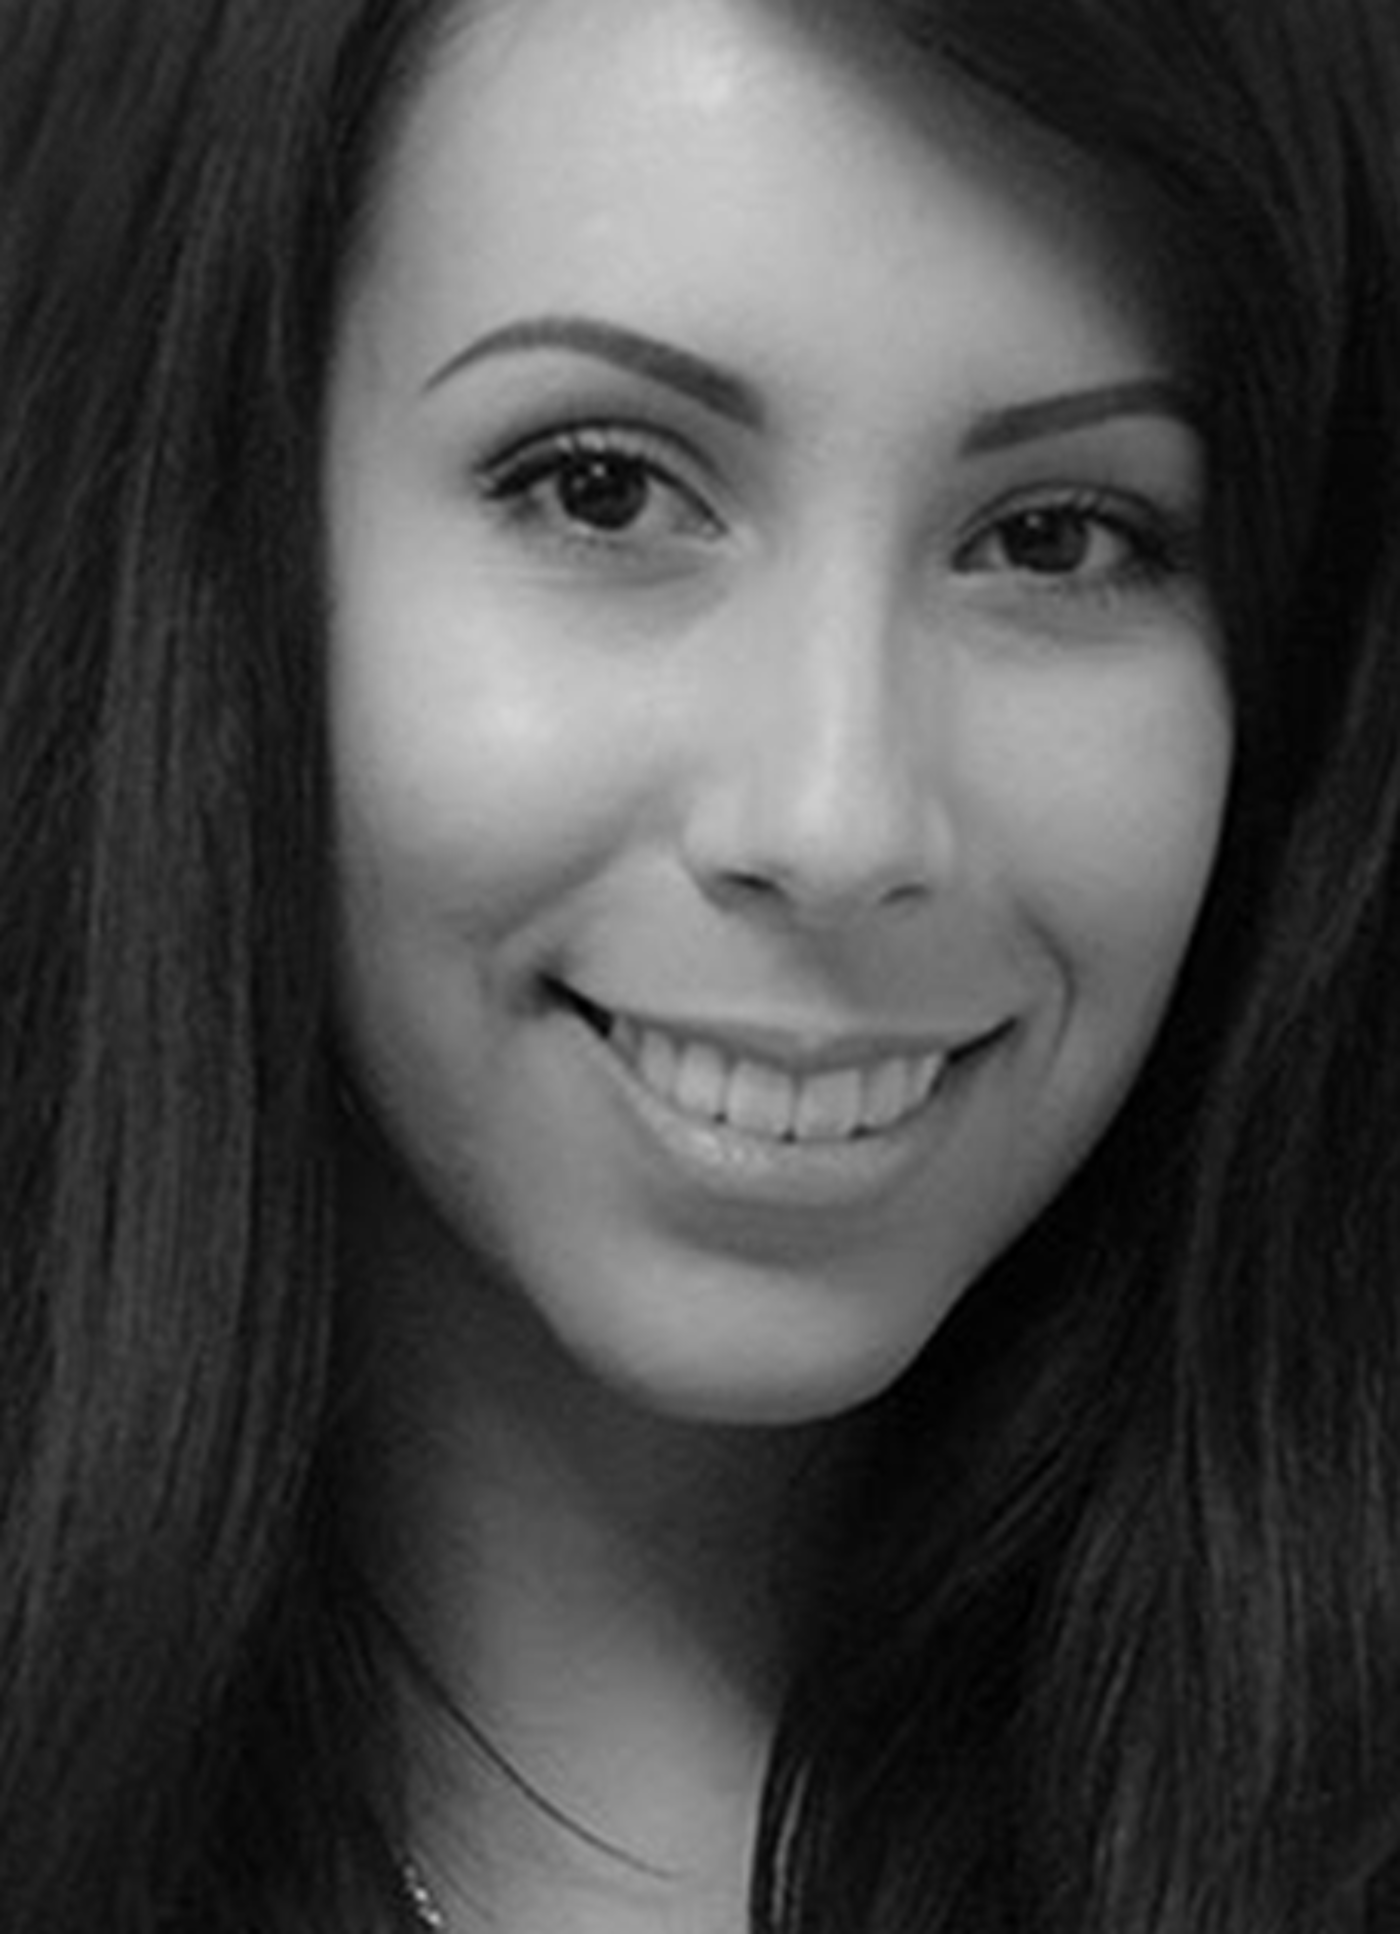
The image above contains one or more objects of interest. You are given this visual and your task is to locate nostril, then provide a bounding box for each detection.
[698,856,936,928]
[717,867,785,900]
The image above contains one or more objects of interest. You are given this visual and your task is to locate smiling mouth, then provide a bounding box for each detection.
[559,987,955,1145]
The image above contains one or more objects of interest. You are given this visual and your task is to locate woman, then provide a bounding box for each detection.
[2,0,1399,1929]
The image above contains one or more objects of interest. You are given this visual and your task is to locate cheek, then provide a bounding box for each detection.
[329,598,657,941]
[980,653,1233,1020]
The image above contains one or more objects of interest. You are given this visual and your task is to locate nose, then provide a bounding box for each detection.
[680,565,959,926]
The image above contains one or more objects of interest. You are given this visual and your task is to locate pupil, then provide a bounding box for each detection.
[1006,509,1090,573]
[559,454,648,532]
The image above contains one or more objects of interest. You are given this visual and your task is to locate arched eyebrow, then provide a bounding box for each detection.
[960,378,1200,455]
[423,312,1198,450]
[422,315,766,429]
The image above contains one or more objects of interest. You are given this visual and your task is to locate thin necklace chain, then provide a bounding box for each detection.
[399,1854,449,1931]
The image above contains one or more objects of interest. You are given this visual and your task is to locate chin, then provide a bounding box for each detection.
[539,1274,963,1430]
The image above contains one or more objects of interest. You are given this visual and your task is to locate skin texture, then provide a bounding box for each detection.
[326,0,1231,1433]
[323,0,1234,1923]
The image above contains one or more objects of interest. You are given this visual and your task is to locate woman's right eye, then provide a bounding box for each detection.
[476,427,725,557]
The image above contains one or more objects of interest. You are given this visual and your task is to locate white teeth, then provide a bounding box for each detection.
[794,1067,863,1141]
[606,1018,951,1144]
[860,1055,913,1132]
[726,1059,798,1137]
[638,1024,678,1098]
[912,1052,946,1103]
[673,1040,727,1120]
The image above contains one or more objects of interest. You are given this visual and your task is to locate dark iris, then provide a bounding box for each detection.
[999,507,1095,574]
[557,453,651,532]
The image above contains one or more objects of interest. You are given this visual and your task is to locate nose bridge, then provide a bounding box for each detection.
[776,562,916,826]
[687,549,957,917]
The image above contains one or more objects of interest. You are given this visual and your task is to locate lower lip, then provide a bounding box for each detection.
[561,1001,1006,1219]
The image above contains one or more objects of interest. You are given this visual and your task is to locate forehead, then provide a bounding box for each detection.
[345,0,1175,406]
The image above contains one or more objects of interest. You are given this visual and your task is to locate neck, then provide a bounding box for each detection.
[339,1125,853,1934]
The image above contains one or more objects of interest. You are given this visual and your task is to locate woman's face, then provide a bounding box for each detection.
[325,0,1231,1425]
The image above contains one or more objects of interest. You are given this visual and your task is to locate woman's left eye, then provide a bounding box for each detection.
[476,428,724,553]
[955,496,1186,592]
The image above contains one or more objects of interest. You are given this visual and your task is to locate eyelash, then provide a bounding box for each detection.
[953,490,1199,600]
[475,424,722,557]
[473,424,1197,597]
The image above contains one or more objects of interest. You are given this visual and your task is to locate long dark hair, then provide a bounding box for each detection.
[2,1,1397,1931]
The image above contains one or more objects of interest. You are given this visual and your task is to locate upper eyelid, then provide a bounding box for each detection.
[959,478,1197,527]
[954,485,1200,551]
[474,415,722,490]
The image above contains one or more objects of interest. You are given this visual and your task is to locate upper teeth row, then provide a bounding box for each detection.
[609,1018,947,1143]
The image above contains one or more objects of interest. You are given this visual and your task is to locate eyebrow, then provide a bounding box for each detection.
[422,315,766,429]
[959,379,1200,455]
[423,312,1197,452]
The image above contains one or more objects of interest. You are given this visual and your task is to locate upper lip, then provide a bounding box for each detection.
[561,985,1009,1074]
